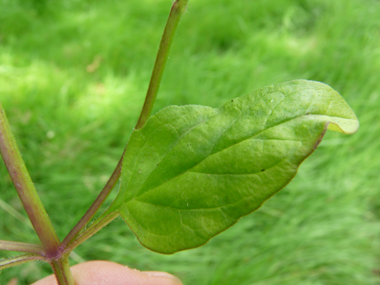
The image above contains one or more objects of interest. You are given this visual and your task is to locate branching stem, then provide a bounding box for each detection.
[61,153,124,249]
[0,1,190,284]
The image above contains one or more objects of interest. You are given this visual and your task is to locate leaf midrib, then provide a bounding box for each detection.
[125,86,355,205]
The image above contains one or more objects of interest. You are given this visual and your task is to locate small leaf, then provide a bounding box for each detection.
[110,80,358,254]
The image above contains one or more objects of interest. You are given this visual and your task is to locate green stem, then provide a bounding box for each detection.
[0,103,60,254]
[0,254,44,271]
[135,0,189,129]
[61,152,124,249]
[66,212,119,252]
[51,256,75,285]
[0,240,45,255]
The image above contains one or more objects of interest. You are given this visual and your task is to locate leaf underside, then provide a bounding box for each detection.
[109,80,359,254]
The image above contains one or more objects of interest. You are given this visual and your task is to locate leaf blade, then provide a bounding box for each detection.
[114,80,358,253]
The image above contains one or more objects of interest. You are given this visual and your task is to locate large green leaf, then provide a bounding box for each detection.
[109,80,359,254]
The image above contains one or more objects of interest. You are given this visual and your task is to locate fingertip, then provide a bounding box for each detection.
[31,261,182,285]
[142,271,183,285]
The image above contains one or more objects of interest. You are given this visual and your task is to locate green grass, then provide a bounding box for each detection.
[1,0,380,284]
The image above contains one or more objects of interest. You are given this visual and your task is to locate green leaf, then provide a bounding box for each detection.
[110,80,359,254]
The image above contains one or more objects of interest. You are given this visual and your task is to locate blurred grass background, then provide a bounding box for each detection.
[1,0,380,284]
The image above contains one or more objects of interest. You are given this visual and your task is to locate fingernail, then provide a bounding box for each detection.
[143,271,182,283]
